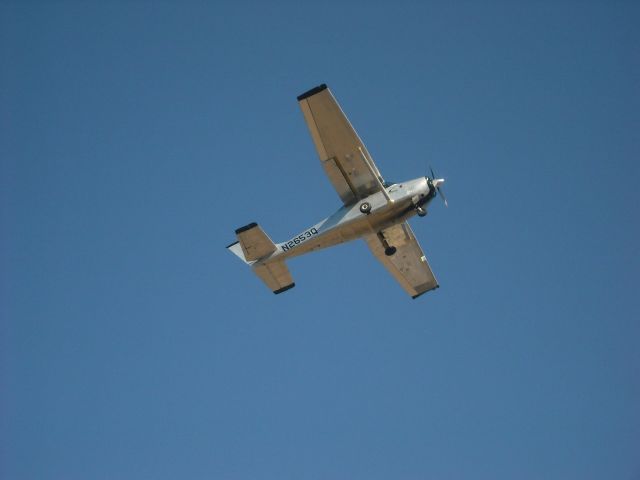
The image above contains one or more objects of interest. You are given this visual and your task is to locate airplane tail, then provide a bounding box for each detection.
[227,222,295,295]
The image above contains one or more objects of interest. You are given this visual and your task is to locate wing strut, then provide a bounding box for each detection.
[358,147,392,203]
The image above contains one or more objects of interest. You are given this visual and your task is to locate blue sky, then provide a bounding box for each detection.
[1,1,639,479]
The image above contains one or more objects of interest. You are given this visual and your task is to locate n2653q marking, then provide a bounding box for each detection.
[281,227,318,252]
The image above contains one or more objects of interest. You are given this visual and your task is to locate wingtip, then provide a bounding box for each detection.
[297,84,327,101]
[274,283,295,294]
[411,285,439,299]
[235,222,258,235]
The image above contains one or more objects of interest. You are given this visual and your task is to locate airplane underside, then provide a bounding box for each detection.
[227,84,446,298]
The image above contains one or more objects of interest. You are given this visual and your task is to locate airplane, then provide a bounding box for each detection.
[227,84,447,299]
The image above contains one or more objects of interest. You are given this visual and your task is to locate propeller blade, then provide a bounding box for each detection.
[437,186,448,207]
[429,166,448,207]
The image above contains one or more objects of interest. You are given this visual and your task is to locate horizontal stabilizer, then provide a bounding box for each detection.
[234,222,277,262]
[253,260,295,294]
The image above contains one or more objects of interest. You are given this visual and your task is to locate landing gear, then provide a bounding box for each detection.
[416,206,427,217]
[377,231,396,256]
[359,202,371,214]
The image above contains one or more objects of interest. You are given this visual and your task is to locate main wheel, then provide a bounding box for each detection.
[384,246,397,256]
[360,202,371,214]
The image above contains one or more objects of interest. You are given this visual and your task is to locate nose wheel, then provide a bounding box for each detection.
[416,206,427,217]
[359,202,372,214]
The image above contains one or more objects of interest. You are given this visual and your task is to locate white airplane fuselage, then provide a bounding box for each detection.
[269,176,436,262]
[228,84,446,297]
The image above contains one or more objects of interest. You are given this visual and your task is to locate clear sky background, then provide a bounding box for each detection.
[1,1,639,479]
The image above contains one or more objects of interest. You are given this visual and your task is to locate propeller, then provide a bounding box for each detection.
[429,166,448,207]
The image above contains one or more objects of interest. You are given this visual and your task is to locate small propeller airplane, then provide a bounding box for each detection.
[227,84,447,298]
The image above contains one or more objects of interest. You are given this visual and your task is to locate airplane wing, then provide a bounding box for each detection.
[364,222,439,299]
[298,84,385,205]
